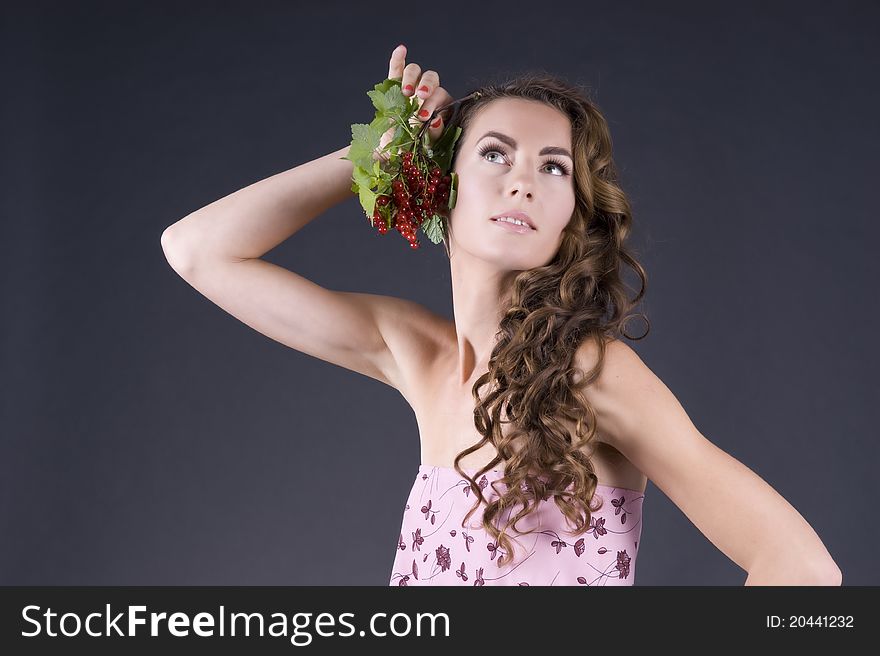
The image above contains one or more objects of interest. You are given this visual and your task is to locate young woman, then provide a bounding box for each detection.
[161,44,841,587]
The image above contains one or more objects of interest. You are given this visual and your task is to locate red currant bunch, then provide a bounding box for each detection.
[349,76,471,250]
[371,150,452,250]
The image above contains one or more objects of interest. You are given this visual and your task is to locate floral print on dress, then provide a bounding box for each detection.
[390,465,645,586]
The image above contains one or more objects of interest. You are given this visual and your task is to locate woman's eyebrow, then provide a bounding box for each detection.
[476,130,572,160]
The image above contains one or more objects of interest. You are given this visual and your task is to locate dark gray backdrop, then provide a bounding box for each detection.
[2,1,876,585]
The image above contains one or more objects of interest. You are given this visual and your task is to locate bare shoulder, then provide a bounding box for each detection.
[573,336,657,451]
[573,336,645,386]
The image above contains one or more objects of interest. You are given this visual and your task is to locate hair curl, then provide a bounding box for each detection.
[436,71,650,567]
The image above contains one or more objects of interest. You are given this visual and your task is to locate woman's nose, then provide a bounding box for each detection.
[507,170,536,198]
[508,165,535,197]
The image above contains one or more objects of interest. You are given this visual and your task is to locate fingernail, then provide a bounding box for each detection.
[431,118,442,128]
[404,84,414,94]
[418,109,429,117]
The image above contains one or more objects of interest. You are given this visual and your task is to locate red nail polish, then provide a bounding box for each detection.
[431,118,441,128]
[404,84,414,92]
[419,109,429,117]
[418,85,429,93]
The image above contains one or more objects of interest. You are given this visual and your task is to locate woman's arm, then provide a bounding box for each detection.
[577,339,842,585]
[161,143,362,266]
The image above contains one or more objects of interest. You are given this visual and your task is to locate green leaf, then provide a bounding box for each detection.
[367,78,403,112]
[352,164,379,218]
[366,90,389,114]
[383,84,408,113]
[358,184,377,218]
[374,77,400,94]
[431,126,462,172]
[352,165,373,190]
[447,171,458,210]
[369,113,390,133]
[344,123,380,172]
[422,214,445,244]
[392,123,406,145]
[369,86,407,117]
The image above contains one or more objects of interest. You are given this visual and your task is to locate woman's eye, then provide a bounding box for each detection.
[479,145,568,176]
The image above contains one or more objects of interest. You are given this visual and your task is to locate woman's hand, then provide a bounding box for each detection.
[377,44,455,160]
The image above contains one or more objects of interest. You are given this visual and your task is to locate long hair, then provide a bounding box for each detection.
[437,71,650,567]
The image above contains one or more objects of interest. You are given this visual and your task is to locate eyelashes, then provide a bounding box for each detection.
[477,141,571,176]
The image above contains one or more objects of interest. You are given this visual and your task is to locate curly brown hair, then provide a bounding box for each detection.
[436,71,650,567]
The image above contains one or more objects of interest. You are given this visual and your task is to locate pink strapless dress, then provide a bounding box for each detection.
[390,464,645,586]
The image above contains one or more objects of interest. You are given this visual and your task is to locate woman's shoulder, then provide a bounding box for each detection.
[574,335,639,375]
[573,336,655,449]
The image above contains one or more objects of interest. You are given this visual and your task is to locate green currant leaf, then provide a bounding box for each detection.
[369,113,391,137]
[358,184,377,218]
[352,165,373,191]
[344,123,379,172]
[367,78,405,113]
[447,171,458,210]
[374,77,400,93]
[422,214,445,244]
[431,126,462,173]
[384,84,408,113]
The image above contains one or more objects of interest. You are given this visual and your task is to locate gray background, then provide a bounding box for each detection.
[2,0,877,585]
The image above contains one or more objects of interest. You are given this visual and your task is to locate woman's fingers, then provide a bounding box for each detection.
[418,85,455,141]
[413,70,439,100]
[400,62,422,96]
[388,44,406,80]
[385,44,451,143]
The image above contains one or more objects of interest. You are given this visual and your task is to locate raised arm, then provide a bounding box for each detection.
[160,45,453,393]
[161,143,357,266]
[160,142,413,390]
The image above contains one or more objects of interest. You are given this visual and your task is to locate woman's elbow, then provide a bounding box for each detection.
[805,557,843,585]
[818,561,843,586]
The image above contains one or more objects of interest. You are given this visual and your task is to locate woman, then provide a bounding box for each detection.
[160,44,841,586]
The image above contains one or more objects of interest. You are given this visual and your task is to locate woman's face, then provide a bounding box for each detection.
[448,97,576,270]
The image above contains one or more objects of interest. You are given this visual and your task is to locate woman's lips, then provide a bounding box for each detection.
[491,218,533,234]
